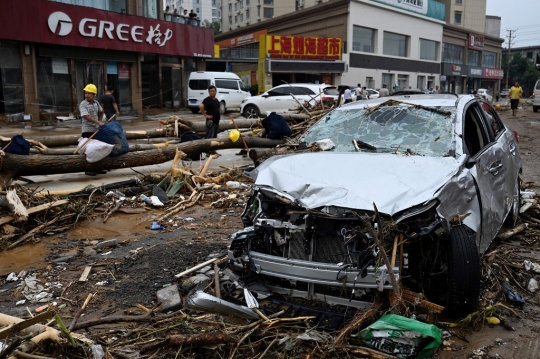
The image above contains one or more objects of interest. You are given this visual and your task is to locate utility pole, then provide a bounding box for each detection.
[505,29,516,89]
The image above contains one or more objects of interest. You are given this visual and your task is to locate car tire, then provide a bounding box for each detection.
[220,101,226,114]
[243,105,260,118]
[505,178,521,227]
[534,106,539,113]
[190,108,199,114]
[445,225,480,316]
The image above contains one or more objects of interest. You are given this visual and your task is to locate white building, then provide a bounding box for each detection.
[166,0,221,25]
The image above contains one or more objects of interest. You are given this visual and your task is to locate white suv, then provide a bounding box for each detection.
[241,83,334,118]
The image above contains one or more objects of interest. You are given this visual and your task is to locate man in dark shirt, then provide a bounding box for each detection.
[100,86,120,120]
[199,85,220,140]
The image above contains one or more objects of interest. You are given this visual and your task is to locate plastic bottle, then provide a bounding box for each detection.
[226,181,241,188]
[139,194,152,204]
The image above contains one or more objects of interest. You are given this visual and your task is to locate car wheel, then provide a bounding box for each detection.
[190,108,199,114]
[445,225,480,316]
[220,101,226,114]
[505,178,521,227]
[243,105,260,118]
[534,106,539,113]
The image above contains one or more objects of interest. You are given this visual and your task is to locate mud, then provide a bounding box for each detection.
[1,106,540,358]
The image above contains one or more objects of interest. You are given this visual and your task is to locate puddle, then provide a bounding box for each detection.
[69,213,155,240]
[0,241,48,276]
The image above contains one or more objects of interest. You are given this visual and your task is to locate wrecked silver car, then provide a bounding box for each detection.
[228,94,521,315]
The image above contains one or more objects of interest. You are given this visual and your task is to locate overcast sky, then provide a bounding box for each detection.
[486,0,540,48]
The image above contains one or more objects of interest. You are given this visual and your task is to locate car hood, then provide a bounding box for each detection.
[252,152,460,215]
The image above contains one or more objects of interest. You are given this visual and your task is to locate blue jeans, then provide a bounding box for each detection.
[105,112,116,120]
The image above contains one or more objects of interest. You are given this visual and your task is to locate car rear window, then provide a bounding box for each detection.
[189,79,210,90]
[323,88,340,96]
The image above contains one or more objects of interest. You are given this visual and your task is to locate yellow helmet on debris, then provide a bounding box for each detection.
[229,130,240,142]
[495,104,501,111]
[83,84,98,94]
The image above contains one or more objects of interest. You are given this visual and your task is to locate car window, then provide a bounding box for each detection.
[536,82,540,90]
[480,102,505,138]
[215,79,239,90]
[292,87,316,96]
[267,87,288,96]
[463,103,490,156]
[189,79,210,90]
[323,88,340,96]
[302,104,455,157]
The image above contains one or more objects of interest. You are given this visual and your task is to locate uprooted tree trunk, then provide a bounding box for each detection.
[0,137,284,190]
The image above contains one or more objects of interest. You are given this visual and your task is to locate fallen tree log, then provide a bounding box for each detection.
[30,142,178,155]
[0,137,284,189]
[25,129,170,148]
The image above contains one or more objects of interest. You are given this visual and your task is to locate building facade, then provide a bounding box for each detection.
[0,0,213,122]
[165,0,221,25]
[435,0,486,34]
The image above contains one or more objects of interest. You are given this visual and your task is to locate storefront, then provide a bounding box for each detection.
[0,0,214,120]
[441,63,467,94]
[481,68,504,92]
[258,35,345,92]
[467,66,483,93]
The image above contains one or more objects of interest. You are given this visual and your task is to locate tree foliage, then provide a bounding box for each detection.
[502,54,539,95]
[202,20,221,35]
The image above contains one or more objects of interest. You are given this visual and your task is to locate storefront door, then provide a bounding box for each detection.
[161,66,182,109]
[0,43,24,118]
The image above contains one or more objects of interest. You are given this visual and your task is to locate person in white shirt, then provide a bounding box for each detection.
[343,88,352,103]
[379,83,390,97]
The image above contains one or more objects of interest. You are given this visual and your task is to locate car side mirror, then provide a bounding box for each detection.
[465,156,477,169]
[261,94,269,98]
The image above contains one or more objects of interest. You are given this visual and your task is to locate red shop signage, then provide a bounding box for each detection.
[0,0,214,57]
[483,68,504,79]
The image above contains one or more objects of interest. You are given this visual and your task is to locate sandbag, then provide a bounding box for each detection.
[78,138,114,163]
[94,120,129,156]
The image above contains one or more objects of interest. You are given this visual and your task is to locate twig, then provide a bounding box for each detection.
[68,292,94,331]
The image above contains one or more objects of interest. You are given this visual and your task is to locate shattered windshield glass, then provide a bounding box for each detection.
[302,104,456,157]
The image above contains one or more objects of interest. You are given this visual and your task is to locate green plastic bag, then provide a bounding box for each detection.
[357,314,442,358]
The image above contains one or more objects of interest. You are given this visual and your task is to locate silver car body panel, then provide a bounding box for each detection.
[184,290,259,320]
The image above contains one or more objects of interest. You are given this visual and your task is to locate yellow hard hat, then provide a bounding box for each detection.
[495,104,501,111]
[229,130,240,142]
[83,84,98,94]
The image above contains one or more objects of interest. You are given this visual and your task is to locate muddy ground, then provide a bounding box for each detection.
[1,105,540,358]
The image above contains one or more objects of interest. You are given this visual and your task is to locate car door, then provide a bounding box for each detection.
[263,86,290,113]
[462,101,510,253]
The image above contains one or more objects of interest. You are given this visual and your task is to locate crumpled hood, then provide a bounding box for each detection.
[252,152,459,215]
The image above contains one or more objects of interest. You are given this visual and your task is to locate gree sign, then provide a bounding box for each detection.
[263,35,342,60]
[48,11,173,48]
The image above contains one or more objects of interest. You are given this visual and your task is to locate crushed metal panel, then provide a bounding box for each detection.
[184,290,259,320]
[252,152,459,215]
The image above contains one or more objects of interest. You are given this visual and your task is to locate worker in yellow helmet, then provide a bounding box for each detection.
[79,84,106,175]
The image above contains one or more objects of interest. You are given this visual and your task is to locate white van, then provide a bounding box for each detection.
[187,71,251,114]
[533,78,540,113]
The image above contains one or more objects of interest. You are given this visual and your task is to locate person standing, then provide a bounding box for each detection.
[343,87,352,103]
[509,81,523,116]
[200,85,221,141]
[100,86,120,121]
[79,83,106,175]
[356,83,362,100]
[432,85,440,94]
[378,83,390,97]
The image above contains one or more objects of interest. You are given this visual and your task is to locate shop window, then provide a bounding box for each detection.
[417,76,425,90]
[397,75,409,90]
[106,62,132,111]
[419,39,439,61]
[36,57,72,114]
[382,73,394,90]
[352,26,376,53]
[468,49,480,66]
[442,43,464,64]
[383,32,408,57]
[0,43,24,116]
[263,7,273,18]
[143,0,158,19]
[454,12,462,24]
[482,51,497,68]
[366,77,375,89]
[51,0,127,14]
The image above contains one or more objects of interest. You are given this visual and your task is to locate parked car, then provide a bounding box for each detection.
[500,88,510,99]
[241,83,334,118]
[391,89,426,96]
[533,79,540,113]
[476,88,493,103]
[229,94,521,316]
[366,88,380,99]
[187,71,251,114]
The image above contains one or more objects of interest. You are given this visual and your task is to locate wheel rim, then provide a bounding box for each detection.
[244,106,259,118]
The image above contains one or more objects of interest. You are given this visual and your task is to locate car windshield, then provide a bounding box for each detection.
[302,103,456,157]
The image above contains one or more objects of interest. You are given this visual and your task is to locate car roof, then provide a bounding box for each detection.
[337,94,466,108]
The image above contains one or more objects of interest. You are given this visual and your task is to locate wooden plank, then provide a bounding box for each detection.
[0,199,69,226]
[79,266,92,282]
[0,310,56,340]
[174,256,226,278]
